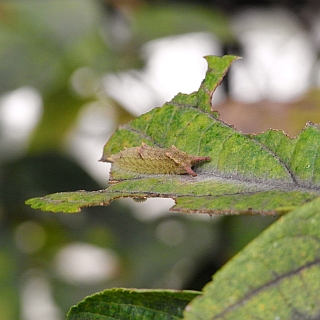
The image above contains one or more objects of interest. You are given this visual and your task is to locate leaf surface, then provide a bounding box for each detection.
[183,196,320,319]
[26,55,320,214]
[66,288,200,320]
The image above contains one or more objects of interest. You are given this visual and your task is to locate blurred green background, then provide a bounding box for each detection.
[1,0,320,319]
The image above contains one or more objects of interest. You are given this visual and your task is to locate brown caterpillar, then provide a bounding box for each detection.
[100,143,210,177]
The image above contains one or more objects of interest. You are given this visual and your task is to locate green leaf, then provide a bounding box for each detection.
[25,55,320,214]
[183,196,320,320]
[66,288,200,320]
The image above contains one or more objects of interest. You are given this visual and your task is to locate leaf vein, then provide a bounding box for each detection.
[211,257,320,319]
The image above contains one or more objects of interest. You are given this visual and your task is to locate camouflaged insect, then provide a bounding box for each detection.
[100,143,210,177]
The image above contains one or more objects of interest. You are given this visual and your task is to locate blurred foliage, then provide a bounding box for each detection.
[215,88,320,136]
[0,1,276,319]
[132,3,235,44]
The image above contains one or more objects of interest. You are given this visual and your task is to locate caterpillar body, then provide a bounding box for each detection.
[100,143,210,177]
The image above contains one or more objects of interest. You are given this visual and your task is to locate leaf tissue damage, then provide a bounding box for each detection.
[26,55,320,214]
